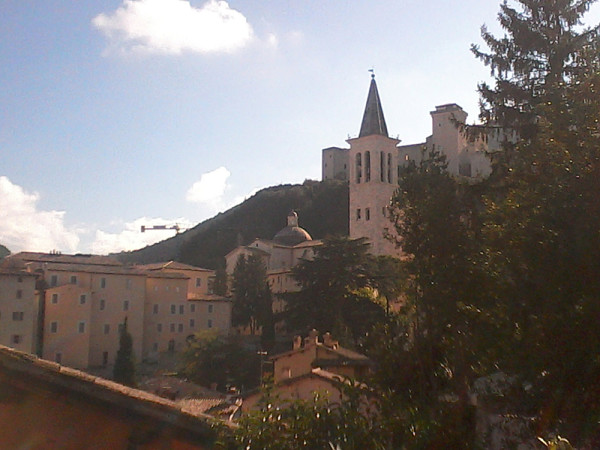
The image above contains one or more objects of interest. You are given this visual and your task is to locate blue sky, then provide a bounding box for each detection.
[2,1,599,255]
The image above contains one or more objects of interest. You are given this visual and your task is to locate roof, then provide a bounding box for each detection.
[138,261,213,273]
[0,269,37,277]
[40,262,147,276]
[9,252,122,266]
[0,345,223,435]
[358,75,389,138]
[273,211,312,246]
[271,342,371,365]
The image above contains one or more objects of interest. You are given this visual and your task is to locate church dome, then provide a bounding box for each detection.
[273,211,312,246]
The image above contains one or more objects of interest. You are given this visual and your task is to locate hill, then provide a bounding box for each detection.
[117,179,349,269]
[0,244,10,260]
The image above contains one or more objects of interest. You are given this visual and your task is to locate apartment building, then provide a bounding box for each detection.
[0,253,231,371]
[0,269,38,354]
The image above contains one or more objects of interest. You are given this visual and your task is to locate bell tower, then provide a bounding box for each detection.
[348,74,400,256]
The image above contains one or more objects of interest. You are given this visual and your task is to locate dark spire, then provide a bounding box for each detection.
[359,73,389,138]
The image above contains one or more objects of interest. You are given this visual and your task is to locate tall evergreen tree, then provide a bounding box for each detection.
[472,0,600,441]
[284,236,387,347]
[231,254,273,341]
[113,317,136,387]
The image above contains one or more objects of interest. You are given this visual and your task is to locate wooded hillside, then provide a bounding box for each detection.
[117,179,348,269]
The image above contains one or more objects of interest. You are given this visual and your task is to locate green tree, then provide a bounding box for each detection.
[113,317,136,387]
[284,236,387,347]
[380,150,485,447]
[231,254,274,347]
[212,263,228,296]
[234,385,387,449]
[179,331,260,393]
[472,0,600,441]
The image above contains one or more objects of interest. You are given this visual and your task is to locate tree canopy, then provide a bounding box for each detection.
[113,317,136,387]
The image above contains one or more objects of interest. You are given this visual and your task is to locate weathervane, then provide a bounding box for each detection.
[368,67,375,79]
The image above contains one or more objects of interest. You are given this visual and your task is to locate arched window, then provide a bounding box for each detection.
[380,151,385,181]
[356,153,362,183]
[387,153,392,183]
[365,151,371,182]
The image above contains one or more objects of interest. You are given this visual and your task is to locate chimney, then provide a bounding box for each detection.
[304,329,319,347]
[293,335,302,350]
[323,332,339,349]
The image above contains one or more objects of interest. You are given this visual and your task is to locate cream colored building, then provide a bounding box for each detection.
[242,331,372,412]
[225,212,321,332]
[139,261,232,360]
[0,253,231,371]
[0,269,38,354]
[323,75,506,256]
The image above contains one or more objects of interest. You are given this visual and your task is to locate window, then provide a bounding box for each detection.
[123,300,129,311]
[189,319,195,328]
[100,277,106,288]
[55,352,62,364]
[17,276,23,283]
[102,352,108,367]
[50,322,58,333]
[208,304,213,314]
[175,286,180,293]
[208,279,214,294]
[365,208,370,221]
[78,321,86,333]
[51,293,59,304]
[356,208,361,220]
[365,151,371,182]
[356,153,362,183]
[79,294,87,305]
[168,339,175,352]
[207,319,213,328]
[190,304,196,313]
[70,275,78,285]
[153,304,159,314]
[157,323,163,332]
[100,299,106,311]
[153,286,158,292]
[165,286,170,291]
[179,305,184,315]
[178,323,183,333]
[170,304,176,314]
[12,335,22,344]
[380,151,385,181]
[196,278,201,287]
[170,323,175,332]
[152,343,158,352]
[12,312,24,321]
[382,206,387,217]
[50,275,58,287]
[126,279,132,289]
[16,290,22,299]
[388,153,392,182]
[103,324,110,334]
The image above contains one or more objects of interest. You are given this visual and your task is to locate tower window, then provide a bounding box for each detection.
[356,153,362,183]
[388,153,392,183]
[365,151,371,182]
[366,208,370,221]
[356,208,361,220]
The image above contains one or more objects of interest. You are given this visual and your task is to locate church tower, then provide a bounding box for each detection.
[348,75,400,256]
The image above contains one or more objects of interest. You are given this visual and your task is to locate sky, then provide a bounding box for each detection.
[2,0,599,256]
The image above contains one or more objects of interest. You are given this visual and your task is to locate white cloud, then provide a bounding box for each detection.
[0,176,80,254]
[186,166,231,206]
[90,216,194,255]
[92,0,254,55]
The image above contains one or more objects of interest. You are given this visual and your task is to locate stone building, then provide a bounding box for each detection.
[323,75,506,256]
[0,252,230,372]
